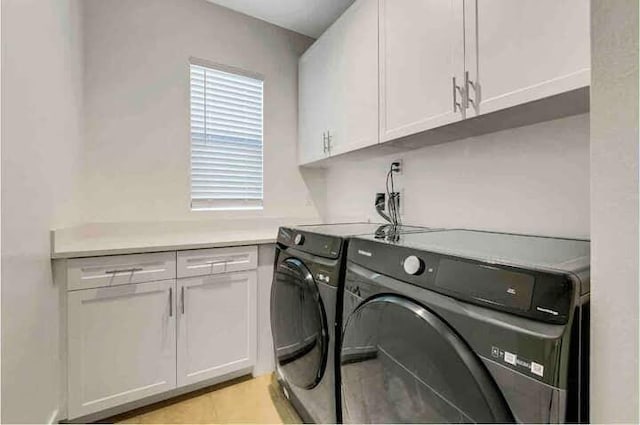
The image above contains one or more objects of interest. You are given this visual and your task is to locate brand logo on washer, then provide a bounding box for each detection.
[357,250,372,257]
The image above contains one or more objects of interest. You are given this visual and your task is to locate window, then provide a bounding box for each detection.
[189,62,264,210]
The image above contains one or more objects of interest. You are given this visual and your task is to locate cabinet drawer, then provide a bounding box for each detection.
[177,246,258,278]
[67,252,176,291]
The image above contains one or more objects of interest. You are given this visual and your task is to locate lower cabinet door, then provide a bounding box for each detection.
[67,280,177,419]
[177,271,257,387]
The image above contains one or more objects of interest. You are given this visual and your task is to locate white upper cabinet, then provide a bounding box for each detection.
[299,35,332,164]
[176,271,257,387]
[298,0,590,162]
[463,0,590,117]
[379,0,465,142]
[298,0,379,164]
[326,0,379,157]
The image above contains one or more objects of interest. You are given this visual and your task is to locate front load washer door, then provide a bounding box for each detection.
[271,257,328,390]
[340,295,513,423]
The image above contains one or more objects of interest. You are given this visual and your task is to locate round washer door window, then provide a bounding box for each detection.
[270,257,328,389]
[340,295,513,423]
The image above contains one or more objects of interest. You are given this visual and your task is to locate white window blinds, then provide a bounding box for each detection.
[190,63,264,210]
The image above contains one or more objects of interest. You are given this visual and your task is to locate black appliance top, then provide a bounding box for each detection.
[361,229,590,274]
[293,222,429,237]
[277,223,436,260]
[350,229,590,324]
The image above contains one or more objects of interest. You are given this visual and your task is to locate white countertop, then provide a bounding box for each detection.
[51,218,320,259]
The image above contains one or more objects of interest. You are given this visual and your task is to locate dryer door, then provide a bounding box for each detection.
[340,295,513,423]
[271,257,328,389]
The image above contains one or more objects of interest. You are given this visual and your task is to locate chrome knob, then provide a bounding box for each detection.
[294,234,305,245]
[403,255,424,275]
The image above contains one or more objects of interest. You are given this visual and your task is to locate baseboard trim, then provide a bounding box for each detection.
[48,409,59,424]
[61,367,254,423]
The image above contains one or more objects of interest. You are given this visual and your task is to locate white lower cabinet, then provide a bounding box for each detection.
[66,247,258,420]
[67,280,177,419]
[177,271,257,386]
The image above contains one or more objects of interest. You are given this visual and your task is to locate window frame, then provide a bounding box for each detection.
[188,58,265,212]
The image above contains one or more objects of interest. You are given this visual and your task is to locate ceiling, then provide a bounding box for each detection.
[205,0,355,38]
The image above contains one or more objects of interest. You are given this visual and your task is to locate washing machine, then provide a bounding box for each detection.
[340,229,590,423]
[270,223,431,423]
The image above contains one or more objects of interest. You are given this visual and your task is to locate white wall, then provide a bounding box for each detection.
[590,0,639,422]
[82,0,320,224]
[324,114,590,238]
[1,0,84,422]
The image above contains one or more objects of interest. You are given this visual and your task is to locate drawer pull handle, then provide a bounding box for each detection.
[205,257,248,266]
[104,267,144,275]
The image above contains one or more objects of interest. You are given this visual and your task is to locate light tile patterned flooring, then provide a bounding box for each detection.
[109,374,300,424]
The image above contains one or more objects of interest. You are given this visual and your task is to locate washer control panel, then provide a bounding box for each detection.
[348,237,574,324]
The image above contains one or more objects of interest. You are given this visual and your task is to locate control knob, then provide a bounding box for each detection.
[403,255,424,275]
[294,234,305,245]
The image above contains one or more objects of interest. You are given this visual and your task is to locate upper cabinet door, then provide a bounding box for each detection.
[463,0,590,117]
[298,0,379,164]
[380,0,465,143]
[299,35,332,165]
[325,0,379,157]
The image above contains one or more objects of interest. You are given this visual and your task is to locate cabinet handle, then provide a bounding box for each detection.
[104,267,143,275]
[452,76,464,113]
[322,132,327,153]
[181,286,185,315]
[169,287,173,317]
[327,131,332,153]
[464,71,477,109]
[205,260,226,264]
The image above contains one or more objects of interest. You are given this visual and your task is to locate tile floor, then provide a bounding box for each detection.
[107,374,300,424]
